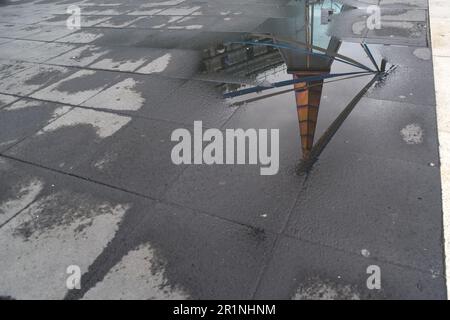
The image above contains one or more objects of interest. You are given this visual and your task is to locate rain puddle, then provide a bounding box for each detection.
[171,0,409,171]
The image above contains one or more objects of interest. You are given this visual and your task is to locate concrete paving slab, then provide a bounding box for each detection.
[0,99,71,152]
[326,97,439,166]
[56,29,105,44]
[134,48,201,79]
[138,79,236,127]
[0,39,47,61]
[0,61,36,81]
[45,45,111,67]
[164,94,303,231]
[95,15,145,28]
[87,47,167,72]
[0,158,134,299]
[0,64,72,97]
[284,148,444,274]
[82,73,185,112]
[30,69,122,105]
[366,47,436,106]
[21,26,76,42]
[255,236,446,299]
[127,15,184,29]
[67,200,276,299]
[0,24,43,39]
[40,14,110,27]
[13,42,78,63]
[68,118,189,199]
[4,107,132,173]
[0,94,19,110]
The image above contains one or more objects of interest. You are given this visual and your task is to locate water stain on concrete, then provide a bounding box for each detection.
[400,123,423,144]
[83,243,190,299]
[292,277,361,300]
[37,108,131,139]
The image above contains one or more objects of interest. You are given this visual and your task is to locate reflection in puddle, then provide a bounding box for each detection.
[197,1,395,170]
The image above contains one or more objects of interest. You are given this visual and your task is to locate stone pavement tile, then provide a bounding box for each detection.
[69,118,191,199]
[0,60,36,81]
[0,99,71,152]
[254,236,446,299]
[82,73,185,113]
[0,40,46,61]
[208,15,267,32]
[86,28,158,47]
[209,3,299,18]
[323,97,439,166]
[135,29,199,49]
[13,42,77,63]
[0,64,72,96]
[40,14,110,27]
[284,147,444,275]
[364,20,428,47]
[134,48,201,79]
[45,45,111,67]
[157,5,202,16]
[164,15,218,31]
[164,90,305,232]
[381,9,427,22]
[56,29,106,44]
[95,15,145,28]
[73,200,277,299]
[87,47,168,72]
[379,0,427,8]
[0,94,19,110]
[0,157,139,299]
[175,31,245,50]
[139,79,236,127]
[0,38,13,45]
[4,107,132,173]
[80,5,133,16]
[127,8,166,16]
[0,24,43,39]
[30,69,122,105]
[21,26,76,42]
[127,15,185,28]
[366,47,436,106]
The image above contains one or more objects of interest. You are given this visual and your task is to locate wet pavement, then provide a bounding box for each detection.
[0,0,446,299]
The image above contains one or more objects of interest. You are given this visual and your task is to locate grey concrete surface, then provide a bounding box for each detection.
[0,0,446,300]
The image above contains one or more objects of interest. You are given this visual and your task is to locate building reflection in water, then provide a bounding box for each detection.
[199,0,383,164]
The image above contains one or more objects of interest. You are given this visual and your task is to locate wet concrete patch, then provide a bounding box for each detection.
[0,93,18,109]
[139,79,236,127]
[0,160,132,299]
[284,148,444,274]
[0,98,71,152]
[83,244,190,299]
[322,97,439,166]
[68,118,188,199]
[0,64,72,96]
[31,69,122,105]
[45,45,111,67]
[255,236,445,299]
[67,200,276,300]
[82,73,184,113]
[4,107,131,172]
